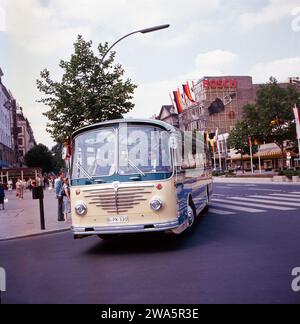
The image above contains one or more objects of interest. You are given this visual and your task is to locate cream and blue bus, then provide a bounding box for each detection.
[70,119,213,239]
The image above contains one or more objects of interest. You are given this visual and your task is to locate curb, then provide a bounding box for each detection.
[0,228,70,242]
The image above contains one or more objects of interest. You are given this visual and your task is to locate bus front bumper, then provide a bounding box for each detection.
[71,220,180,236]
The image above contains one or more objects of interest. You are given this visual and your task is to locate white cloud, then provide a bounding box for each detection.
[46,0,223,49]
[193,50,239,77]
[5,0,91,56]
[50,0,222,29]
[240,0,299,30]
[130,49,239,118]
[0,7,6,32]
[249,56,300,83]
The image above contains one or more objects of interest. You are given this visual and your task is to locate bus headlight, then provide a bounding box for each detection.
[74,201,87,216]
[150,198,163,211]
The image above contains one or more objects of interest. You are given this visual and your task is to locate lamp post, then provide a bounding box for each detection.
[99,24,170,66]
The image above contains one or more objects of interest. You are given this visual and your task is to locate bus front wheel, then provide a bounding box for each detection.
[187,202,196,228]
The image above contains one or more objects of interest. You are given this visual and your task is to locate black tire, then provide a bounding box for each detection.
[187,197,197,228]
[97,234,118,240]
[202,186,210,213]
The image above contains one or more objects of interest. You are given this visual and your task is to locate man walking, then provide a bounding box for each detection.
[0,183,5,210]
[55,172,65,222]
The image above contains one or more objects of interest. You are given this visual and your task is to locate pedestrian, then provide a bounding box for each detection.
[0,183,5,210]
[16,178,24,200]
[7,179,13,192]
[36,174,42,187]
[48,176,54,193]
[28,178,33,191]
[22,179,27,191]
[55,172,65,222]
[43,174,48,190]
[62,178,71,223]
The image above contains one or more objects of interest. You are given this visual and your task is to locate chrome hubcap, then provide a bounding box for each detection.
[187,206,195,227]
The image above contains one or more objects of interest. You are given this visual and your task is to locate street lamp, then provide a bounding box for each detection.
[99,24,170,66]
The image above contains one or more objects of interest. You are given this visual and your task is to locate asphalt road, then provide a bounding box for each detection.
[1,183,300,304]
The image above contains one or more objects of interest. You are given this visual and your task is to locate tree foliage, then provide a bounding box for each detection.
[244,77,300,152]
[37,35,137,144]
[24,144,54,173]
[51,144,65,174]
[227,120,258,157]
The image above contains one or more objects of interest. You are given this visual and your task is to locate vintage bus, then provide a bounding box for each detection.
[69,119,212,239]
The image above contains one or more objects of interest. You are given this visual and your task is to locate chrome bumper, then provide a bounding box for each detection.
[72,220,180,235]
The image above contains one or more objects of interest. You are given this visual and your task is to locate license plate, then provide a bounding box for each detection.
[107,216,129,224]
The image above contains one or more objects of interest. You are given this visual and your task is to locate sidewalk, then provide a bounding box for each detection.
[0,189,70,241]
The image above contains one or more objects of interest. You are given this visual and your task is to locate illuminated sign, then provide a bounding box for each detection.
[203,79,237,90]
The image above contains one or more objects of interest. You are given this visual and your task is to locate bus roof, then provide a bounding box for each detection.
[72,118,177,139]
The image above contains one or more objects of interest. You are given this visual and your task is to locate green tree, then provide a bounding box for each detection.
[244,77,300,168]
[51,144,65,174]
[24,144,54,173]
[227,121,258,172]
[37,35,137,144]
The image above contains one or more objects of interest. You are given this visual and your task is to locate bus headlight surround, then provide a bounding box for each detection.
[74,201,88,216]
[150,198,163,211]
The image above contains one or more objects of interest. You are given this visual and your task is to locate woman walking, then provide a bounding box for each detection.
[0,183,5,210]
[16,179,24,200]
[62,178,71,223]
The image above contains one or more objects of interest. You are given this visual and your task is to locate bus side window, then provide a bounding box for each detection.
[182,131,196,170]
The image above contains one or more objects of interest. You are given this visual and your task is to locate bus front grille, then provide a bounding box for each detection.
[83,186,153,214]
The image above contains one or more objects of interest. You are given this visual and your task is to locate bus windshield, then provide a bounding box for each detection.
[71,125,172,180]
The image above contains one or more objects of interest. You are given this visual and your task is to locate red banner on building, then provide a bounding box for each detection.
[173,90,184,114]
[182,82,196,103]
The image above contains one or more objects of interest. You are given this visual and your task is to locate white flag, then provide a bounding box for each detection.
[293,105,300,140]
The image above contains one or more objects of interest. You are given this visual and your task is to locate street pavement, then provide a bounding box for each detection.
[0,183,300,304]
[0,189,69,240]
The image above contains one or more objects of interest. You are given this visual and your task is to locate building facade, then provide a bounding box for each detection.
[180,76,256,133]
[0,68,18,168]
[17,106,36,162]
[0,67,36,169]
[156,75,300,171]
[156,105,179,128]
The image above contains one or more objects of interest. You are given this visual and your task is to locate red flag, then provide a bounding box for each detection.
[182,82,196,103]
[173,90,184,114]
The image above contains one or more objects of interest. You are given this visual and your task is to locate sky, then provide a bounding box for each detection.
[0,0,300,148]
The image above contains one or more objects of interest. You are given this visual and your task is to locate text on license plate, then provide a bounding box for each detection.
[107,216,129,224]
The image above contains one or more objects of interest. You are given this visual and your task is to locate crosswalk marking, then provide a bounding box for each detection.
[289,192,300,194]
[226,184,257,187]
[230,197,300,207]
[212,198,295,211]
[269,193,300,198]
[215,186,234,189]
[249,195,300,202]
[208,208,235,215]
[210,202,265,213]
[248,188,282,192]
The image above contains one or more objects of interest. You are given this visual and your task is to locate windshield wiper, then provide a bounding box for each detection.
[76,161,94,182]
[128,159,146,177]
